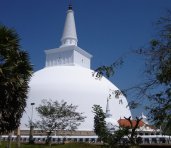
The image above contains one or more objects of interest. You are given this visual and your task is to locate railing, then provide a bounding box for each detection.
[1,135,171,144]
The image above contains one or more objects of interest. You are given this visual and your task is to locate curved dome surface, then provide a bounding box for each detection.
[21,66,131,130]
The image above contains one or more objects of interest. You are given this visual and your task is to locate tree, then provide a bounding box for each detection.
[94,57,123,79]
[92,105,108,143]
[94,10,171,133]
[93,105,142,147]
[133,11,171,129]
[0,25,33,134]
[122,116,142,145]
[36,99,85,144]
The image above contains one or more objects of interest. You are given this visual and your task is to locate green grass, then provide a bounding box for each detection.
[1,142,102,148]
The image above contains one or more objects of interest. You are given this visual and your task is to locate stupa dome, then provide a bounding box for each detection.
[20,5,131,131]
[21,65,131,130]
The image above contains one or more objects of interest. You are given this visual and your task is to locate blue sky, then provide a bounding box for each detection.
[1,0,171,117]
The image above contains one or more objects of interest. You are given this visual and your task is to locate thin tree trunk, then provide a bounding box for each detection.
[46,132,52,147]
[7,132,12,148]
[16,127,20,148]
[0,134,2,146]
[29,125,34,144]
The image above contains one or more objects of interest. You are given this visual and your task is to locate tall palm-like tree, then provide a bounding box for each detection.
[0,25,33,134]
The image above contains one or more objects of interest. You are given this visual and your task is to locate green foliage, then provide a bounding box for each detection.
[36,99,85,143]
[0,25,33,133]
[123,117,142,145]
[127,101,139,110]
[92,105,108,142]
[95,58,123,78]
[134,10,171,131]
[93,105,142,146]
[105,127,130,147]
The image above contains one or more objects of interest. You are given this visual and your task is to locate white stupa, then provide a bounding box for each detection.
[21,5,131,131]
[105,98,119,131]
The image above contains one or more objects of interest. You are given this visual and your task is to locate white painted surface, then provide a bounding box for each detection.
[60,8,77,47]
[21,66,131,130]
[45,45,92,69]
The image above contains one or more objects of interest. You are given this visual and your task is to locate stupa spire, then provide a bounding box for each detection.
[106,98,112,118]
[60,3,78,47]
